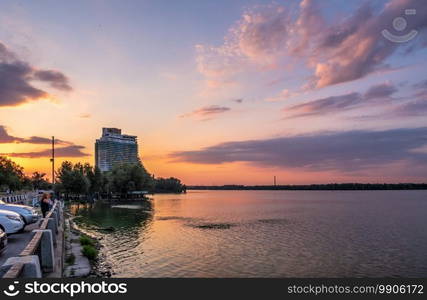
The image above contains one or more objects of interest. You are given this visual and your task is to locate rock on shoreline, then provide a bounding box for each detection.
[64,213,114,278]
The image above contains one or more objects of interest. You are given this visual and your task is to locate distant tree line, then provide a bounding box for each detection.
[0,155,186,197]
[55,161,186,199]
[187,183,427,190]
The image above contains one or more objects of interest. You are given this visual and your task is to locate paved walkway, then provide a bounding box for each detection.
[63,220,91,277]
[0,223,38,266]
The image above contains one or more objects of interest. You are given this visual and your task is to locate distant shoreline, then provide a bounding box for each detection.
[187,183,427,191]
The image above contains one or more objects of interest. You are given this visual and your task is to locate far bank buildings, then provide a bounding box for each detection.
[95,128,140,172]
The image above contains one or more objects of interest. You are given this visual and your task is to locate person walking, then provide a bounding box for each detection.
[40,193,50,218]
[49,192,55,210]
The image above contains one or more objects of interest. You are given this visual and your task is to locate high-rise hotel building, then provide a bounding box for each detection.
[95,128,139,172]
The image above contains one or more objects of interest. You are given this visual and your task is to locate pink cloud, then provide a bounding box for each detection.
[290,0,324,56]
[2,145,89,158]
[0,125,72,145]
[194,3,293,91]
[196,0,427,91]
[283,82,398,118]
[0,41,72,107]
[180,105,231,121]
[265,89,295,102]
[235,4,291,67]
[306,0,427,87]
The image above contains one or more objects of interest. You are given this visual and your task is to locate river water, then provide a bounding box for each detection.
[69,190,427,277]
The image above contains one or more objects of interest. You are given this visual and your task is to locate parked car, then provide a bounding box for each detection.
[0,200,40,225]
[0,209,25,234]
[0,228,7,254]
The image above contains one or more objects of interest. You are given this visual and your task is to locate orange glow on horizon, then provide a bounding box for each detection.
[0,139,423,186]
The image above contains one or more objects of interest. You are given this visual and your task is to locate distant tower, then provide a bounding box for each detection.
[95,128,139,172]
[274,176,277,186]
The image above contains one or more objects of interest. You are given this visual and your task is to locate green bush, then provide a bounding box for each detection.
[65,253,75,265]
[81,245,98,260]
[79,235,95,246]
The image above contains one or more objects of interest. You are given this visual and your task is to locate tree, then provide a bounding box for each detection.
[83,163,102,194]
[30,172,51,190]
[56,161,73,198]
[154,177,186,193]
[56,161,89,198]
[0,156,26,191]
[71,163,90,195]
[107,163,154,197]
[55,160,186,200]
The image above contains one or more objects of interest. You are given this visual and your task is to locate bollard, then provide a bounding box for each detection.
[0,256,42,278]
[46,218,57,246]
[55,206,61,226]
[51,211,59,232]
[53,207,59,225]
[52,204,60,225]
[32,229,55,273]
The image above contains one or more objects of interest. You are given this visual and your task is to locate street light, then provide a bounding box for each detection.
[51,136,55,185]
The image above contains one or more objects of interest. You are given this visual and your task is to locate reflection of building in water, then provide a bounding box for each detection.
[95,128,139,172]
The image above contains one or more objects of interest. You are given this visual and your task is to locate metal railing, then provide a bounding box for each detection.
[0,193,40,205]
[1,201,60,278]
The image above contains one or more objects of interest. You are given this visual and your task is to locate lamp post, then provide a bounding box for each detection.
[50,136,55,185]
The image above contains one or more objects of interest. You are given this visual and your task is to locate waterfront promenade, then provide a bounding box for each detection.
[0,200,64,278]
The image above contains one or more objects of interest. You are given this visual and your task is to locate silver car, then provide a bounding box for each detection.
[0,210,25,234]
[0,200,40,226]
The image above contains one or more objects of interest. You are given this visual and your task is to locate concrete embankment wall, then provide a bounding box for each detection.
[0,201,64,278]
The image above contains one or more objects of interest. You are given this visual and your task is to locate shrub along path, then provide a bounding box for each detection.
[63,219,91,277]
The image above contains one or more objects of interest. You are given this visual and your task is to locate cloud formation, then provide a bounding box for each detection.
[391,80,427,116]
[0,125,72,145]
[364,83,398,100]
[413,80,427,90]
[79,113,91,119]
[33,70,72,91]
[196,0,427,90]
[2,145,89,158]
[0,125,87,158]
[283,83,398,118]
[0,41,72,107]
[265,89,296,102]
[180,105,231,121]
[170,127,427,172]
[312,0,427,88]
[194,3,292,89]
[284,92,362,118]
[393,99,427,116]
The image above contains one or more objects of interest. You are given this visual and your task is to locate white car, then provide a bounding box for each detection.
[0,200,40,225]
[0,209,25,234]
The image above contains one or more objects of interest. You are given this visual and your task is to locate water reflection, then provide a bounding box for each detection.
[69,200,154,276]
[70,201,153,231]
[69,191,427,278]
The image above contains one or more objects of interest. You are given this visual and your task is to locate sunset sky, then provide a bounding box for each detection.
[1,0,427,185]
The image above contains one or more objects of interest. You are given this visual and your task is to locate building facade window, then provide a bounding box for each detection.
[95,128,139,172]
